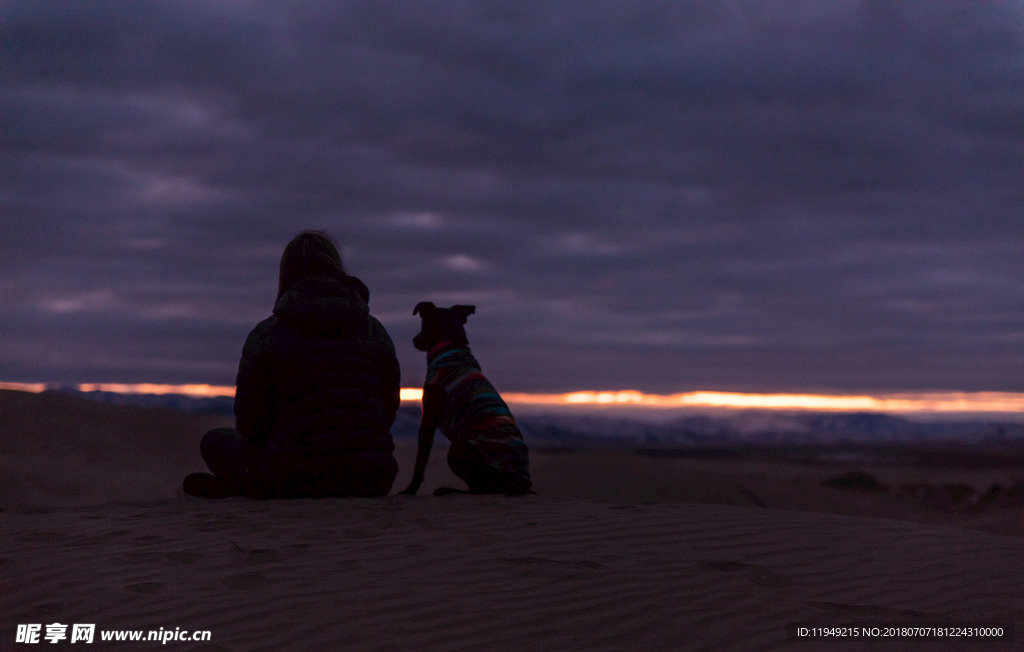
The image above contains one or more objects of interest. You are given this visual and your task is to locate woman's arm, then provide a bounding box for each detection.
[234,328,274,444]
[370,317,401,426]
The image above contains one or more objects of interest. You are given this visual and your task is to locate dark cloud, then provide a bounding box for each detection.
[1,0,1021,393]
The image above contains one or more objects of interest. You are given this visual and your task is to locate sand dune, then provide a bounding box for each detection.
[2,390,1021,650]
[0,389,222,510]
[5,497,1020,651]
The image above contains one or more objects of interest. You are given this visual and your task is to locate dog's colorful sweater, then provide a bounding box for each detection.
[425,345,530,483]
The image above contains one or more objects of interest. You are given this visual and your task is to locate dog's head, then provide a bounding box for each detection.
[412,302,476,352]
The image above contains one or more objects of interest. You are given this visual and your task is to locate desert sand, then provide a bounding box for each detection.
[2,389,1021,651]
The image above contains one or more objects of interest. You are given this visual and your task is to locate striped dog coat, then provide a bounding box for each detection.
[425,345,531,485]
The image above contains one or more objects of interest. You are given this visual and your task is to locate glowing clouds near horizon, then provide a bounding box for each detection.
[1,382,1022,416]
[492,390,1024,415]
[400,388,424,401]
[0,382,48,393]
[76,383,237,398]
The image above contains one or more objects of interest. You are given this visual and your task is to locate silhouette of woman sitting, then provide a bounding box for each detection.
[185,231,400,498]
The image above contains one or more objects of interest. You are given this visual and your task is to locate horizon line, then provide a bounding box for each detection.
[2,381,1023,416]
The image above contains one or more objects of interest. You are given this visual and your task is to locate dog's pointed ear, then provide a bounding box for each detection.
[413,301,436,317]
[452,305,476,323]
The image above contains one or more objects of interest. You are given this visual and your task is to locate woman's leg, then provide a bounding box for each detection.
[183,428,250,498]
[348,450,399,495]
[197,427,281,498]
[200,427,250,481]
[268,449,399,498]
[334,451,399,497]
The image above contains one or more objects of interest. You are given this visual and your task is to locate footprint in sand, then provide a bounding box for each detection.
[238,548,284,564]
[336,559,363,571]
[806,601,929,619]
[102,529,131,539]
[502,556,606,570]
[125,582,164,595]
[164,551,205,565]
[16,531,70,543]
[704,561,793,588]
[300,530,337,541]
[27,603,65,618]
[220,572,271,590]
[343,528,383,540]
[226,542,285,565]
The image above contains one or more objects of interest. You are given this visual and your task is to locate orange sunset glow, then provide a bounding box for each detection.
[4,382,1021,417]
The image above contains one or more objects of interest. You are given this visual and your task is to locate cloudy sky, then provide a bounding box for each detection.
[2,0,1021,396]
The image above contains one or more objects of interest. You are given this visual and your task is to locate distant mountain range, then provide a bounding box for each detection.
[49,387,1024,448]
[47,388,238,415]
[516,411,1024,449]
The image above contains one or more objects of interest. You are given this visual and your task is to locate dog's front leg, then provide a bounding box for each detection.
[399,386,443,495]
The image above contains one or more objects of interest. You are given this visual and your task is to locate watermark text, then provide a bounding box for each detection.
[16,624,211,645]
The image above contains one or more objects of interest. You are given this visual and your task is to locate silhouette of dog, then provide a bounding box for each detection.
[400,302,532,496]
